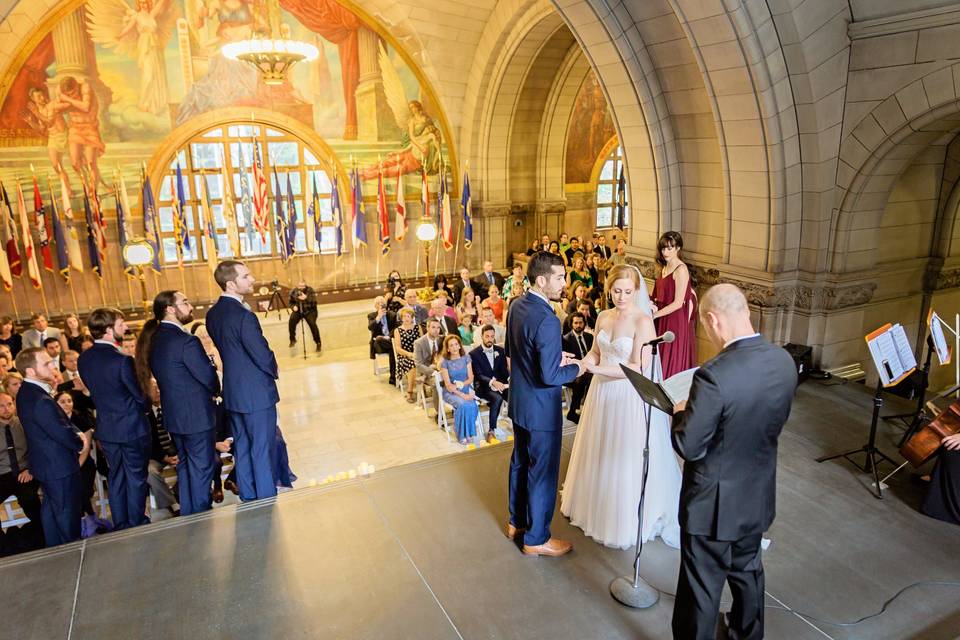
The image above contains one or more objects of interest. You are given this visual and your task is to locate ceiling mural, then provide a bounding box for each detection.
[565,70,616,185]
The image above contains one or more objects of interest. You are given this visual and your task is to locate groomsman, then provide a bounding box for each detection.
[562,312,594,424]
[148,291,221,515]
[469,324,509,442]
[78,308,151,530]
[15,348,89,546]
[206,261,280,501]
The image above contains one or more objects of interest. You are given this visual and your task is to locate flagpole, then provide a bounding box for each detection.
[47,174,78,315]
[453,218,462,273]
[115,173,136,311]
[5,287,18,318]
[97,276,107,306]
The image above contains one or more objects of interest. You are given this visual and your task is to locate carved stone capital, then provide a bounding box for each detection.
[935,267,960,291]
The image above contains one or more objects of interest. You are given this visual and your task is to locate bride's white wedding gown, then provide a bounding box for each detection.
[560,329,682,549]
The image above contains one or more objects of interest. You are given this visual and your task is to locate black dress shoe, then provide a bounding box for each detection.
[566,413,579,424]
[289,340,297,348]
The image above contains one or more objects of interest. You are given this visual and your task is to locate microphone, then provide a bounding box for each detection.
[644,331,675,346]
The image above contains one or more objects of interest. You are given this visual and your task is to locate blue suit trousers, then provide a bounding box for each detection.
[171,430,217,515]
[229,407,278,501]
[508,424,563,546]
[40,471,81,547]
[100,435,151,529]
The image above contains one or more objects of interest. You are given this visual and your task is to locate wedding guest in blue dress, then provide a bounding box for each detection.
[439,335,479,444]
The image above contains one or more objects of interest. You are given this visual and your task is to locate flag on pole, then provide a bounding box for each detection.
[48,180,70,281]
[82,183,103,277]
[285,173,297,259]
[219,157,241,257]
[615,165,627,231]
[116,174,136,277]
[350,168,367,249]
[420,168,430,222]
[173,163,190,266]
[238,144,256,248]
[0,183,11,290]
[461,169,473,250]
[58,176,84,273]
[0,182,20,283]
[273,170,290,263]
[198,172,219,273]
[32,177,54,272]
[88,178,108,263]
[438,169,453,251]
[332,173,344,258]
[142,173,162,272]
[306,173,321,253]
[16,182,42,289]
[395,160,407,242]
[251,140,270,242]
[377,164,390,256]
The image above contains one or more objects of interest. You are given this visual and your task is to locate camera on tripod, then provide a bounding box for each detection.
[269,279,282,292]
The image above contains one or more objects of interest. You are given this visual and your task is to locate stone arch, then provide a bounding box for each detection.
[831,62,960,273]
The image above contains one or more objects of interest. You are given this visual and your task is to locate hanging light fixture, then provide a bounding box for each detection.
[221,0,318,85]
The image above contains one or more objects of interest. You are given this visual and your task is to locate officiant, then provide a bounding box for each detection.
[669,284,797,640]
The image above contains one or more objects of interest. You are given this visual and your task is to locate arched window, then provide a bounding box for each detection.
[595,143,628,229]
[155,123,339,264]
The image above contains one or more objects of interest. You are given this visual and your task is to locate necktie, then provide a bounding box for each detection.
[577,334,586,358]
[40,331,46,344]
[155,406,174,455]
[4,424,20,477]
[487,273,494,285]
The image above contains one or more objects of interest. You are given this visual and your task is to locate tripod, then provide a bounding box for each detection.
[882,334,934,448]
[816,378,899,499]
[264,286,287,320]
[610,341,660,609]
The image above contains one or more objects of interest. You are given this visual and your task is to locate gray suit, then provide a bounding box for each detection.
[413,334,441,411]
[22,326,62,350]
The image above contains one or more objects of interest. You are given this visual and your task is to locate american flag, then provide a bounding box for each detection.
[32,177,53,272]
[251,140,270,242]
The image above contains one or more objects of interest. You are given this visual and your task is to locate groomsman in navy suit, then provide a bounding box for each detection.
[78,308,151,530]
[206,261,280,501]
[147,291,221,515]
[469,324,510,443]
[505,252,584,556]
[15,348,90,546]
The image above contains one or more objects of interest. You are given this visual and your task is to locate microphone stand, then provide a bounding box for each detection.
[610,339,660,609]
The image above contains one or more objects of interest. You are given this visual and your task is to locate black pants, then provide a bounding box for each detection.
[289,310,321,346]
[0,472,43,551]
[476,387,507,433]
[566,373,592,418]
[672,532,765,640]
[371,336,396,382]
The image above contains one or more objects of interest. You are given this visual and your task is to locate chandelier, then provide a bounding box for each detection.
[221,0,318,85]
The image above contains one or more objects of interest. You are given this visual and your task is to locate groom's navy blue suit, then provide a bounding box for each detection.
[505,291,580,545]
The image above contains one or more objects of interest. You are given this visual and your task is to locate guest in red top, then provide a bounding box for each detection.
[483,285,505,322]
[651,231,697,378]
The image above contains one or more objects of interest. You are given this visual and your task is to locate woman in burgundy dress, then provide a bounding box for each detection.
[651,231,697,378]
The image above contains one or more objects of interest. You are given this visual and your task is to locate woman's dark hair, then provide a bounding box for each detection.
[53,390,72,404]
[388,270,402,284]
[548,241,560,253]
[135,290,178,398]
[433,273,448,290]
[656,231,684,267]
[527,251,566,286]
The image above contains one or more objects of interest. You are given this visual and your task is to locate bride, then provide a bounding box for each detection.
[560,263,682,549]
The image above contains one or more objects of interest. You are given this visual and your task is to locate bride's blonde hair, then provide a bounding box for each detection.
[605,264,643,298]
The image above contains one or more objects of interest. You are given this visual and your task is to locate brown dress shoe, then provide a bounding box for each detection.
[212,489,224,504]
[522,538,573,557]
[505,523,524,540]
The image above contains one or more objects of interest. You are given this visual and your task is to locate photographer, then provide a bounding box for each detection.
[367,296,398,386]
[288,280,321,352]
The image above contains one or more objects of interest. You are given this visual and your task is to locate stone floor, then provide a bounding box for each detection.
[2,377,959,639]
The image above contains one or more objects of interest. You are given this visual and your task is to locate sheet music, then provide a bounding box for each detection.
[929,311,951,365]
[865,323,917,386]
[660,367,698,405]
[890,324,917,371]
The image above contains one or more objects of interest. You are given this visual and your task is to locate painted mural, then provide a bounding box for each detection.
[565,70,616,184]
[0,0,448,188]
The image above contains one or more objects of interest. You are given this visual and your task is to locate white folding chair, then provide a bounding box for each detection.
[433,372,484,445]
[373,351,391,378]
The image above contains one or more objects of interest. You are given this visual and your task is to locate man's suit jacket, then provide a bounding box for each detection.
[473,272,505,299]
[562,330,594,361]
[206,296,279,414]
[149,323,221,435]
[367,310,398,342]
[432,313,459,338]
[453,278,480,304]
[15,381,81,482]
[671,335,797,541]
[413,334,440,378]
[594,245,612,260]
[78,342,149,443]
[505,292,579,430]
[22,326,62,350]
[469,344,509,395]
[148,406,177,463]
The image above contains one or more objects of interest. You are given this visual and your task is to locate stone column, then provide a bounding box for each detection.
[355,27,400,141]
[50,7,111,115]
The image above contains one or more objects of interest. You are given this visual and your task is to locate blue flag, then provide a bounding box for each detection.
[307,173,322,252]
[332,173,344,258]
[615,165,627,231]
[461,170,473,250]
[285,173,297,258]
[82,183,102,277]
[273,170,289,262]
[351,168,367,249]
[142,175,162,272]
[49,184,69,281]
[116,183,135,277]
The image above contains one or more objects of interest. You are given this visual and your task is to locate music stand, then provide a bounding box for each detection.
[882,334,934,447]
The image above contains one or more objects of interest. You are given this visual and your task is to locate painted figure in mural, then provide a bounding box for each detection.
[58,76,107,190]
[23,88,73,195]
[86,0,179,115]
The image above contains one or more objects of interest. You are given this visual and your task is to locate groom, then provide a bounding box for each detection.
[505,251,584,556]
[670,284,797,640]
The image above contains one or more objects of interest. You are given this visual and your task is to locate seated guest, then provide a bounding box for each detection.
[469,325,509,443]
[429,298,460,336]
[525,238,541,256]
[2,372,22,398]
[453,267,478,303]
[367,296,398,386]
[393,308,422,403]
[0,316,23,358]
[566,281,589,314]
[564,298,596,333]
[438,335,479,445]
[432,273,453,299]
[15,348,89,547]
[547,241,564,265]
[145,380,179,517]
[386,270,406,301]
[483,285,505,322]
[539,234,551,251]
[0,344,11,362]
[922,433,960,526]
[22,313,65,351]
[502,263,530,300]
[0,391,44,552]
[402,288,430,326]
[564,237,583,264]
[474,261,505,300]
[54,391,109,537]
[43,337,62,370]
[456,287,479,323]
[562,313,594,423]
[594,233,612,260]
[433,291,459,321]
[79,335,95,351]
[559,233,570,255]
[413,318,444,412]
[458,313,475,347]
[61,314,87,353]
[567,253,593,296]
[57,350,95,423]
[121,330,137,357]
[472,307,505,347]
[288,280,322,351]
[585,253,601,291]
[0,353,9,379]
[610,238,627,266]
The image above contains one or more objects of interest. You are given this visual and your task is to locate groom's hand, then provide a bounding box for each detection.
[673,400,687,413]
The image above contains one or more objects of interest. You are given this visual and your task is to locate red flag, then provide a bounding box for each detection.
[377,164,390,256]
[251,140,270,242]
[15,181,41,289]
[395,159,407,242]
[32,177,54,271]
[0,182,21,277]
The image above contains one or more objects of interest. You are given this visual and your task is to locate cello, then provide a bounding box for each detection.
[900,398,960,466]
